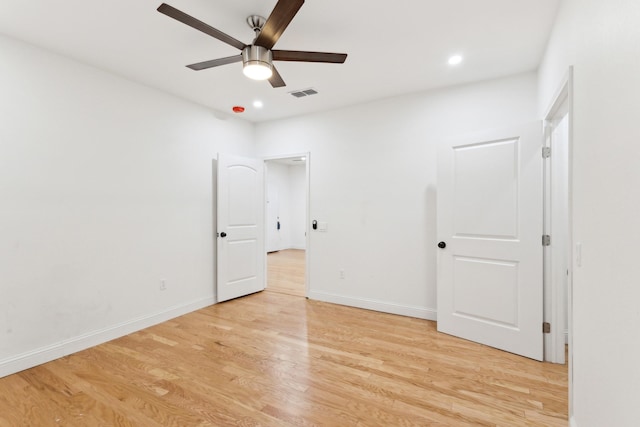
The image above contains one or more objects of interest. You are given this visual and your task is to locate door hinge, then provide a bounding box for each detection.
[543,322,551,334]
[542,235,551,246]
[542,147,551,158]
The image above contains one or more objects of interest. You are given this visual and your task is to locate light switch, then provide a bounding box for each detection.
[576,242,582,267]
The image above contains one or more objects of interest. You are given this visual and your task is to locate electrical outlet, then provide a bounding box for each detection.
[160,279,167,291]
[339,269,345,279]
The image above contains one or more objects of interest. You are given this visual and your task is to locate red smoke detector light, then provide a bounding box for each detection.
[232,106,245,113]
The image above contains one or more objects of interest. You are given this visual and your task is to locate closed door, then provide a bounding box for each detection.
[217,154,265,302]
[436,122,543,360]
[266,180,280,252]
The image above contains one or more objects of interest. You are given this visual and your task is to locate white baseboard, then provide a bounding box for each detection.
[570,416,578,427]
[0,296,214,379]
[308,291,437,321]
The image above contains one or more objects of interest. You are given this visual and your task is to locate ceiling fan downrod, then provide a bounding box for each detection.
[246,15,266,41]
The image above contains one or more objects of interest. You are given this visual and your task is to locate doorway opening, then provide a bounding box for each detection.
[264,154,309,297]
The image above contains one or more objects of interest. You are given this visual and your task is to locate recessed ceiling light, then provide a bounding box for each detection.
[448,55,463,66]
[253,100,264,108]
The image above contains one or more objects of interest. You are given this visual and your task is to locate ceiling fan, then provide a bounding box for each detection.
[157,0,348,88]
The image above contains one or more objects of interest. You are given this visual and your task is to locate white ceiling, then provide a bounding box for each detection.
[0,0,560,122]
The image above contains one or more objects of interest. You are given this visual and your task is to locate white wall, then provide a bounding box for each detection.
[265,162,306,251]
[0,35,254,376]
[255,73,538,318]
[538,1,640,425]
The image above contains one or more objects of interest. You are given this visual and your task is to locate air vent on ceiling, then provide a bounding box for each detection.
[290,88,318,98]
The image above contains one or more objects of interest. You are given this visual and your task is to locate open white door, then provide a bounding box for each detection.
[217,153,265,303]
[437,122,543,360]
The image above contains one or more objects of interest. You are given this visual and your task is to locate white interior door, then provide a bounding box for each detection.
[266,179,280,253]
[437,122,543,360]
[217,153,265,303]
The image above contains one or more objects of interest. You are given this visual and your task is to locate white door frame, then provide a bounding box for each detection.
[263,153,311,297]
[542,66,573,410]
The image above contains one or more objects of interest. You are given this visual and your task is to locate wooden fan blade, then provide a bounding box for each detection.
[157,3,246,51]
[269,66,286,88]
[254,0,304,50]
[187,55,243,71]
[272,50,347,63]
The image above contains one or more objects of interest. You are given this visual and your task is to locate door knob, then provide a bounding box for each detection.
[220,232,227,238]
[438,241,446,249]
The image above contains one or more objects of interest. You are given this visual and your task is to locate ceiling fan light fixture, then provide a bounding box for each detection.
[158,2,347,88]
[242,46,273,80]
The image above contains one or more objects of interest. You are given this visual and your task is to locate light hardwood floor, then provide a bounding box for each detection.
[0,257,567,426]
[267,249,306,297]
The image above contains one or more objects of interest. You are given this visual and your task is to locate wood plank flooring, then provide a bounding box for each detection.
[267,249,306,297]
[0,261,567,426]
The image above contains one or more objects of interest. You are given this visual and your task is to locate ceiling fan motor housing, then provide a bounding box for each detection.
[242,45,273,79]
